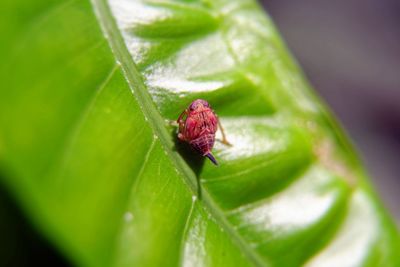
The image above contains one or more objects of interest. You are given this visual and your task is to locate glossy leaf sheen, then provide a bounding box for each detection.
[0,0,399,266]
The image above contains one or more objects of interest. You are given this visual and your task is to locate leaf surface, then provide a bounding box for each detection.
[0,0,399,266]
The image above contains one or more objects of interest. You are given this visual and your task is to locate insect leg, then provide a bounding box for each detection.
[167,109,187,127]
[176,109,189,141]
[177,109,188,127]
[217,117,232,146]
[167,120,179,127]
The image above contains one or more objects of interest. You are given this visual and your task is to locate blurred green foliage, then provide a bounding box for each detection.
[0,0,399,266]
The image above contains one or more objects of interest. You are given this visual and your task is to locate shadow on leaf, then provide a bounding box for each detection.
[170,127,205,199]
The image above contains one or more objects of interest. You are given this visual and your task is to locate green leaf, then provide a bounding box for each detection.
[0,0,399,266]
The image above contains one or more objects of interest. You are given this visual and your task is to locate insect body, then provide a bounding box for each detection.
[177,99,230,165]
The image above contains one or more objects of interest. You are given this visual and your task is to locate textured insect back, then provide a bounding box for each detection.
[189,134,216,164]
[189,134,215,154]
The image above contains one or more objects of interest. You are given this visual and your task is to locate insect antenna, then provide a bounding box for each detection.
[205,153,218,165]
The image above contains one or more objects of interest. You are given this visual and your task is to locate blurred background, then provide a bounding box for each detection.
[1,0,399,266]
[262,0,400,224]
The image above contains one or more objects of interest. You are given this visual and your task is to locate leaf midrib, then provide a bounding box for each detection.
[91,0,267,266]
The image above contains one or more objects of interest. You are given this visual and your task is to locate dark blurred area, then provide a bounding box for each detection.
[262,0,400,224]
[0,177,70,266]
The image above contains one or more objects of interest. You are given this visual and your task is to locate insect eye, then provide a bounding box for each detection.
[189,103,197,110]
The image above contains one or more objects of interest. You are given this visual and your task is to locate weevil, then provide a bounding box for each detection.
[177,99,231,165]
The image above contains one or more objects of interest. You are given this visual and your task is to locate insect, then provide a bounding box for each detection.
[177,99,231,165]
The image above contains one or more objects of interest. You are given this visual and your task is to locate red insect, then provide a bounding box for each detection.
[177,99,230,165]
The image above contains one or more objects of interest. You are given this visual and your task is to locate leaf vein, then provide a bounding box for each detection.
[178,197,197,266]
[54,64,120,178]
